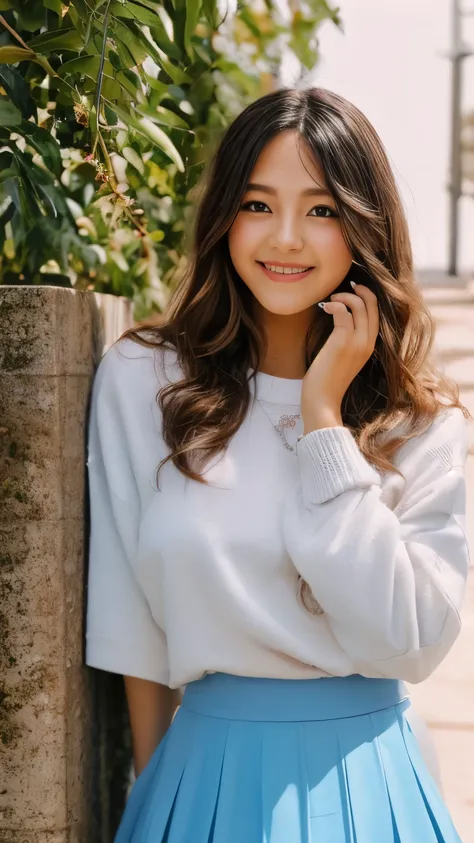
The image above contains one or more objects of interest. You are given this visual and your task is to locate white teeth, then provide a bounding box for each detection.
[263,263,311,275]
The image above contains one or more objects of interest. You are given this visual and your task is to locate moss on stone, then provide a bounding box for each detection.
[0,290,39,371]
[0,663,50,750]
[0,479,28,504]
[0,554,13,568]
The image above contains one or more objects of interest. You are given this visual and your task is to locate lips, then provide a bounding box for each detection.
[257,261,314,282]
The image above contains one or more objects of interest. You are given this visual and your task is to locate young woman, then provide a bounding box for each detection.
[85,87,470,842]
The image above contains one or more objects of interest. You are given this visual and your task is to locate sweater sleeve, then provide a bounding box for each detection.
[85,346,170,686]
[282,407,470,684]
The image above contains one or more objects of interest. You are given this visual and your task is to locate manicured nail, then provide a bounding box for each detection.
[350,281,356,289]
[318,302,326,310]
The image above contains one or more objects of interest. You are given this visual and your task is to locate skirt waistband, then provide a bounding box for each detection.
[181,673,410,722]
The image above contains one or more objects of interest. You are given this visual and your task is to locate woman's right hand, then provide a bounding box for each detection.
[301,283,379,433]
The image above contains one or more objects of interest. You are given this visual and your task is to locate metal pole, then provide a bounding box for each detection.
[448,0,463,277]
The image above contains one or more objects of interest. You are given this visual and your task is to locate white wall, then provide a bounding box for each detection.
[305,0,474,274]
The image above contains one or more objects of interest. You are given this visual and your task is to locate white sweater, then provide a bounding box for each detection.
[85,338,470,689]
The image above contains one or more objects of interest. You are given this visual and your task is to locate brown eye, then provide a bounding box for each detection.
[240,201,270,212]
[310,206,338,218]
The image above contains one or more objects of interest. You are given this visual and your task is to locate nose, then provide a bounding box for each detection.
[267,213,304,252]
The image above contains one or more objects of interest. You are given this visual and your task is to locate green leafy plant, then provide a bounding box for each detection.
[0,0,340,318]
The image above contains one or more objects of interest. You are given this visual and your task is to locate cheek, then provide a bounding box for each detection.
[228,218,258,262]
[315,226,352,266]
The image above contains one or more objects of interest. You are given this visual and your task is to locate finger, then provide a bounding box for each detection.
[320,300,354,331]
[350,284,379,344]
[329,292,368,344]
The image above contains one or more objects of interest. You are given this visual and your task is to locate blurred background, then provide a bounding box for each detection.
[315,7,474,839]
[0,1,472,841]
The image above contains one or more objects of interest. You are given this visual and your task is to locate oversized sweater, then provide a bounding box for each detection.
[85,338,470,689]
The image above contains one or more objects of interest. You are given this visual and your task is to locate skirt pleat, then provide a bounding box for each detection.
[164,710,230,843]
[261,722,311,843]
[397,709,460,843]
[338,713,394,843]
[211,720,262,843]
[113,674,462,843]
[374,707,440,843]
[115,730,171,841]
[304,721,349,842]
[134,710,192,842]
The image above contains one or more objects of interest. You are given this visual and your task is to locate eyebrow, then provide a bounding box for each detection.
[245,182,333,197]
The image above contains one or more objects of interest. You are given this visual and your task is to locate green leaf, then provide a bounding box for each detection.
[169,83,189,99]
[146,77,170,97]
[148,23,182,61]
[44,0,65,13]
[118,19,191,84]
[116,69,142,98]
[58,55,115,80]
[110,102,185,171]
[50,74,80,104]
[15,6,45,31]
[192,42,213,66]
[0,98,22,126]
[0,166,16,183]
[121,67,142,89]
[110,0,158,27]
[18,120,62,178]
[108,48,122,72]
[127,0,163,10]
[135,103,190,129]
[151,49,191,85]
[104,104,118,125]
[135,117,185,171]
[98,76,122,100]
[0,197,14,228]
[0,46,35,64]
[27,28,84,54]
[122,145,144,174]
[114,38,137,70]
[202,0,218,28]
[185,0,202,59]
[0,66,36,119]
[37,182,69,218]
[107,19,149,65]
[109,1,182,60]
[110,250,129,272]
[4,176,27,248]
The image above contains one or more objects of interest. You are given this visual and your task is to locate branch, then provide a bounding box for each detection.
[0,15,59,78]
[0,14,30,50]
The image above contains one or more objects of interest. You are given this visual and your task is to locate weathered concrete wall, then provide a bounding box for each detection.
[0,287,133,843]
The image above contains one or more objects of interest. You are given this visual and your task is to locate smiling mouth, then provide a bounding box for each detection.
[256,261,315,280]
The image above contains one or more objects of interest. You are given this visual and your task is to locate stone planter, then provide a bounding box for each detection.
[0,287,133,843]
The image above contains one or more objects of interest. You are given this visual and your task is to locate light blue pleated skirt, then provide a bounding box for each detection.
[114,673,462,842]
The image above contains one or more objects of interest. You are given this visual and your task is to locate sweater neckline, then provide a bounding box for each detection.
[248,368,303,405]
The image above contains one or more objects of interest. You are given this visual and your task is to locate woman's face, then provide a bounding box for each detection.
[228,129,353,317]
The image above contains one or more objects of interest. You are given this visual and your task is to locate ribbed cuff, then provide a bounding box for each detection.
[297,426,381,505]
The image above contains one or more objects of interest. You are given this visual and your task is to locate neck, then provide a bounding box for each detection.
[255,305,316,379]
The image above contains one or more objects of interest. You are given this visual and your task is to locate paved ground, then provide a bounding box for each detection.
[407,281,474,842]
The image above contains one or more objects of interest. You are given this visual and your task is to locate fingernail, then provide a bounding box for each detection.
[350,281,356,289]
[318,302,326,310]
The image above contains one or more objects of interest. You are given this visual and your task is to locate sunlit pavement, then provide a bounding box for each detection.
[407,281,474,842]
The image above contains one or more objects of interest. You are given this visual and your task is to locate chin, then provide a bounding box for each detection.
[253,293,317,316]
[266,304,312,316]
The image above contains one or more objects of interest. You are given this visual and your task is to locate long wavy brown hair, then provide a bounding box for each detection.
[121,86,467,485]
